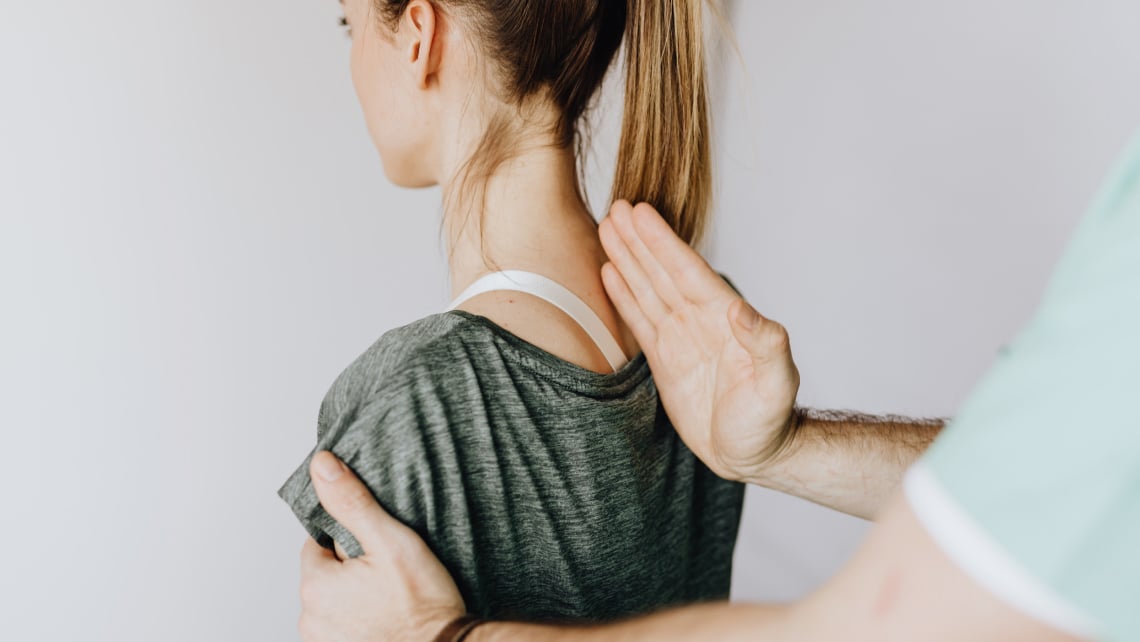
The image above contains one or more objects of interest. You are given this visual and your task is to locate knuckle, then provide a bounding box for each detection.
[389,533,425,568]
[338,485,373,514]
[764,321,790,348]
[774,322,790,342]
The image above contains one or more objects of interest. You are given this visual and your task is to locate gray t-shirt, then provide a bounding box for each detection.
[278,310,744,622]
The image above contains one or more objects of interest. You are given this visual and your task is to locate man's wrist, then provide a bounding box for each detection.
[731,406,805,487]
[737,408,946,518]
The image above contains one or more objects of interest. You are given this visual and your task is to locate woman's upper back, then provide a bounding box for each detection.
[279,310,744,621]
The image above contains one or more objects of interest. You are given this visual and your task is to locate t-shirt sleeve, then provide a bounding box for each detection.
[277,376,438,559]
[905,133,1140,642]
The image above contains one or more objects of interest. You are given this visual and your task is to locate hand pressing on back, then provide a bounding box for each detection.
[599,201,800,484]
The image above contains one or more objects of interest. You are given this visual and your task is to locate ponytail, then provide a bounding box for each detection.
[613,0,711,246]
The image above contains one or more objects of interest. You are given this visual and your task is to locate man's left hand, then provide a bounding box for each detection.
[298,451,466,642]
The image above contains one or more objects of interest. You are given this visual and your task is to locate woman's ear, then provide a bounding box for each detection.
[403,0,441,90]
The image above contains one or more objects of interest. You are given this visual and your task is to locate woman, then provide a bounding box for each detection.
[279,0,743,622]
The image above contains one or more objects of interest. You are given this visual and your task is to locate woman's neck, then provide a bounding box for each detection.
[443,143,607,297]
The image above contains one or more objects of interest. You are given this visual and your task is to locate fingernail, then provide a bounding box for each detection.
[313,452,344,482]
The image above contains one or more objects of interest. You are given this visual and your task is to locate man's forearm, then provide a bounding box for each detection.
[468,603,791,642]
[749,409,944,520]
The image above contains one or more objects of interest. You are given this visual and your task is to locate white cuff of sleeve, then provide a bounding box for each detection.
[904,463,1101,639]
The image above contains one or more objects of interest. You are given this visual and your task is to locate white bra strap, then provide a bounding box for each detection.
[448,270,630,372]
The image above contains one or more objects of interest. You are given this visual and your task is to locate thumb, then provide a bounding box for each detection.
[309,451,402,557]
[728,299,791,366]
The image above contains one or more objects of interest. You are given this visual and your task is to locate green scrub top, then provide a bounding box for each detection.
[906,130,1140,642]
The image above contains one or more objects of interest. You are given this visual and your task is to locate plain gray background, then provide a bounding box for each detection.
[2,1,1138,640]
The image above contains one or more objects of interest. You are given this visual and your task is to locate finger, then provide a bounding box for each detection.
[600,202,671,323]
[309,451,403,557]
[728,299,791,366]
[629,202,733,304]
[601,262,657,350]
[610,202,685,309]
[301,537,337,577]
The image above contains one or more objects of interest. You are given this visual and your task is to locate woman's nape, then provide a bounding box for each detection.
[444,141,641,375]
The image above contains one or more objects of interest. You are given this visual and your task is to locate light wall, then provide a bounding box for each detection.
[715,0,1140,600]
[1,1,1137,639]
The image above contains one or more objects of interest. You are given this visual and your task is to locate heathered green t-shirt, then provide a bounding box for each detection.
[278,310,745,622]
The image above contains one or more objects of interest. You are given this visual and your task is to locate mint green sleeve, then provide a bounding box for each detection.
[908,132,1140,642]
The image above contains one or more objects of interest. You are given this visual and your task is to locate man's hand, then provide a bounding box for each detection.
[599,200,801,483]
[600,201,941,519]
[298,451,466,642]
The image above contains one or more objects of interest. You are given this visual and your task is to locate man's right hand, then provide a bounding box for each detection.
[599,200,801,484]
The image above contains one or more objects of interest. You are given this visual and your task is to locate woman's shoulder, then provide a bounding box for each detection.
[313,313,491,439]
[339,312,492,396]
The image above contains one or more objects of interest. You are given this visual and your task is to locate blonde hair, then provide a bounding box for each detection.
[614,1,711,246]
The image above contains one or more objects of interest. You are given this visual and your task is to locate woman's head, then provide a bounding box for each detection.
[341,0,712,245]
